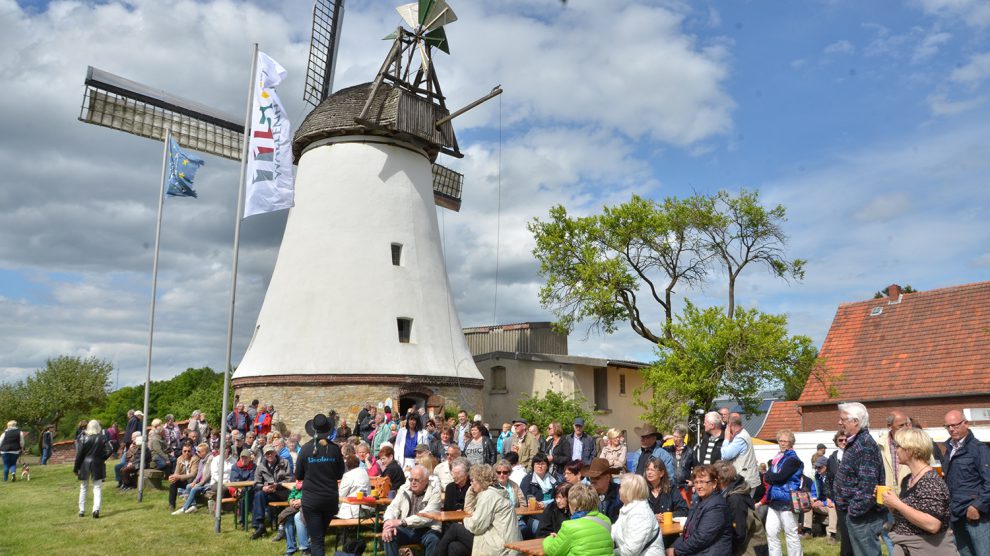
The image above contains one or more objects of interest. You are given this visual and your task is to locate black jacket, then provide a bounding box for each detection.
[123,416,141,446]
[296,435,344,509]
[695,432,724,465]
[381,460,406,493]
[536,502,569,537]
[520,471,558,503]
[0,428,22,452]
[942,430,990,521]
[723,475,767,555]
[74,433,112,482]
[671,492,734,556]
[648,485,689,517]
[665,444,698,488]
[443,480,470,511]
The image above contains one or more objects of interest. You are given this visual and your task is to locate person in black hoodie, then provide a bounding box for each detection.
[714,461,768,556]
[296,413,345,556]
[537,482,572,537]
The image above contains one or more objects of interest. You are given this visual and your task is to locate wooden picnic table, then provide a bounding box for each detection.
[418,506,546,522]
[505,538,545,555]
[505,521,681,555]
[225,481,256,531]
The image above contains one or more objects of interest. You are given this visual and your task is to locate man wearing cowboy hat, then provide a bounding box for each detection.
[583,457,623,522]
[629,423,675,480]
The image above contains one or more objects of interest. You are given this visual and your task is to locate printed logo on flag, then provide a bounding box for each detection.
[243,52,295,218]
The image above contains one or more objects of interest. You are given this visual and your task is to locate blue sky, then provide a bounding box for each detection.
[1,0,988,387]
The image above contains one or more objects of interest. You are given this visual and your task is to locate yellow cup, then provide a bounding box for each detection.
[875,486,889,504]
[370,489,378,498]
[662,512,674,526]
[356,490,364,500]
[529,498,538,510]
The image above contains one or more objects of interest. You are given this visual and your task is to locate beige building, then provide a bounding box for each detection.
[465,322,653,450]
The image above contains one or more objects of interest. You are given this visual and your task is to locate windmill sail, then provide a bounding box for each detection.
[303,0,346,107]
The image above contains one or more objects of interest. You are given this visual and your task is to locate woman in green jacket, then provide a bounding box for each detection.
[543,483,614,556]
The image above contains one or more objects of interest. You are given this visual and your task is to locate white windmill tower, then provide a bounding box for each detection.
[232,0,500,433]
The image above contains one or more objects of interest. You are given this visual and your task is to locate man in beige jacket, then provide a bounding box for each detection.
[511,418,539,471]
[381,465,441,556]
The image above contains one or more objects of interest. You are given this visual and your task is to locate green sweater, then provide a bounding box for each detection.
[542,511,614,556]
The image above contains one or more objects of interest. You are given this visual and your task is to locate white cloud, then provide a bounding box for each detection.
[916,0,990,28]
[912,31,952,63]
[950,52,990,86]
[0,0,734,384]
[927,90,986,115]
[824,40,855,55]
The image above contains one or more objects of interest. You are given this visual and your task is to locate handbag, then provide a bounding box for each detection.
[791,475,811,514]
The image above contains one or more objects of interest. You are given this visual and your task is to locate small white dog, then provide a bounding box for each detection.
[20,465,30,481]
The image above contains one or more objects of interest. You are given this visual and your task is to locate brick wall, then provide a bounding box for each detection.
[801,394,990,431]
[234,381,485,438]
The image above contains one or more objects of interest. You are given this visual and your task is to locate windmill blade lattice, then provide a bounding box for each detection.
[304,0,346,107]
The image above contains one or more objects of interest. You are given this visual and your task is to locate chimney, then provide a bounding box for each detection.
[886,284,901,302]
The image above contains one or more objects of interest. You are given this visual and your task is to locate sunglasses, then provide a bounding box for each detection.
[496,470,510,475]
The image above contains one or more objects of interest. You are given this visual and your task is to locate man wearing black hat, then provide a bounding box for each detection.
[295,413,345,556]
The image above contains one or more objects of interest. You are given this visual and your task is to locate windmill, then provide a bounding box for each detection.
[230,1,502,433]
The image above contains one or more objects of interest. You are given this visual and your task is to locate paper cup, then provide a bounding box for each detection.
[875,485,889,504]
[662,512,674,525]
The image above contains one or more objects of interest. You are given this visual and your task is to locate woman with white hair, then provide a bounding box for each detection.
[613,473,664,555]
[599,428,627,472]
[74,419,113,518]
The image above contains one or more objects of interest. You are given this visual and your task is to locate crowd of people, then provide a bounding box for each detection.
[4,397,988,556]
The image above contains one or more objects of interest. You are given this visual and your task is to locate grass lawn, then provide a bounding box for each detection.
[0,456,847,556]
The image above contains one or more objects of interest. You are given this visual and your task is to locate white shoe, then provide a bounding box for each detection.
[185,505,197,513]
[171,508,185,515]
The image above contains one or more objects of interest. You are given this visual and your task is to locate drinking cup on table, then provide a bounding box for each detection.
[529,497,537,510]
[356,490,364,500]
[875,486,889,504]
[662,512,673,526]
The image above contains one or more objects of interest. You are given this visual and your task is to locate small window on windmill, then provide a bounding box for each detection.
[397,317,413,343]
[870,307,883,317]
[491,366,507,393]
[391,243,403,266]
[619,374,626,396]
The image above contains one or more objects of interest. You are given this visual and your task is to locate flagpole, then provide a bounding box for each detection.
[137,127,171,503]
[215,42,258,533]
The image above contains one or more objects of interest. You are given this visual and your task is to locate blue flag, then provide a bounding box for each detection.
[166,136,204,198]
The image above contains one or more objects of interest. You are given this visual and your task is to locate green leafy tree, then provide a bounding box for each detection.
[530,189,824,427]
[2,356,113,437]
[518,390,596,435]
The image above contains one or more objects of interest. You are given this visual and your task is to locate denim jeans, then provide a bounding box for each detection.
[1,453,19,481]
[952,515,990,556]
[285,511,309,554]
[41,447,52,465]
[181,484,209,511]
[384,527,440,556]
[845,510,884,556]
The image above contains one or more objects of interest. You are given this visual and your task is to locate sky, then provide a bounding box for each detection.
[1,0,989,389]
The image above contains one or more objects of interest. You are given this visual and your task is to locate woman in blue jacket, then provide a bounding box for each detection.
[667,464,733,556]
[761,429,804,556]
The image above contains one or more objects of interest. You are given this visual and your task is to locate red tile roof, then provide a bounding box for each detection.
[756,401,801,441]
[799,281,990,404]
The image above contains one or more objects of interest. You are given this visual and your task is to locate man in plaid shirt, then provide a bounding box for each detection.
[833,402,885,555]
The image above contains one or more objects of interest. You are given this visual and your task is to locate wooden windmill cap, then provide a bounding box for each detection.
[293,81,457,163]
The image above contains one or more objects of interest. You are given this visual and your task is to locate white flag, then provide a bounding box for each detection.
[243,52,294,218]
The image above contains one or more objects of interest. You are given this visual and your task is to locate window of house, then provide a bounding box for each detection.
[391,243,403,266]
[619,373,626,395]
[491,366,507,393]
[593,367,608,410]
[397,318,413,343]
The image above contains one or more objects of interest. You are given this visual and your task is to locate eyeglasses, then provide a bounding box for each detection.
[837,438,847,443]
[945,421,966,430]
[694,479,713,485]
[892,441,901,449]
[496,470,510,475]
